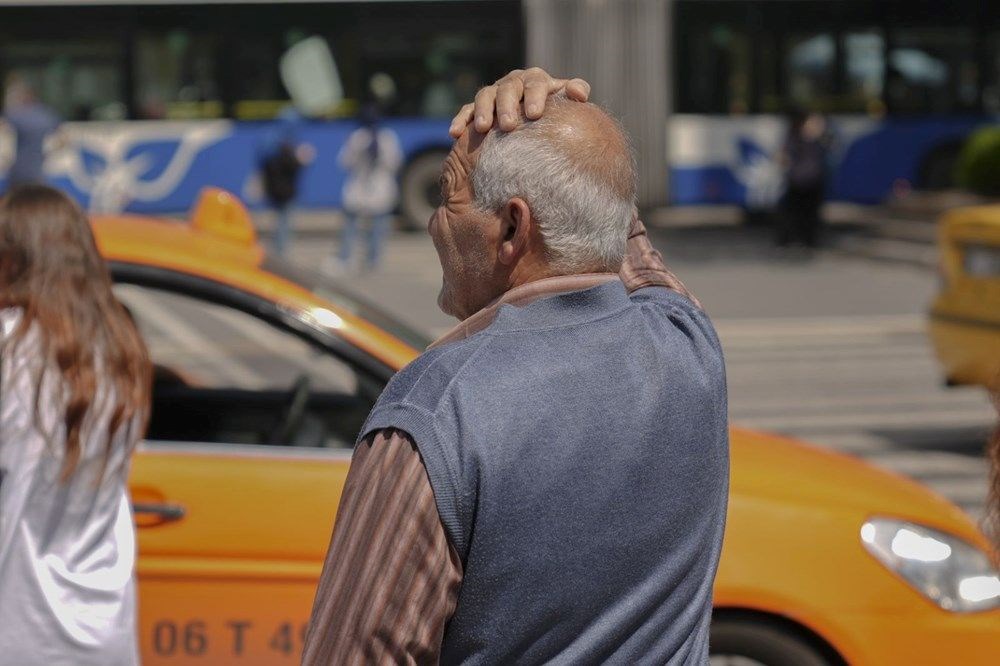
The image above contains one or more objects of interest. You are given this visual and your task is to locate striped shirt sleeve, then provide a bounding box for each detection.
[302,429,463,666]
[620,216,701,308]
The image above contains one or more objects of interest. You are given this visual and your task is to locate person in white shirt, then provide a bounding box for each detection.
[323,101,403,275]
[0,184,151,665]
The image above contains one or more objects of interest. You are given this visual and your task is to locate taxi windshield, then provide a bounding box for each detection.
[262,256,432,351]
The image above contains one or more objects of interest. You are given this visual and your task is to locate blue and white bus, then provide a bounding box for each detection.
[0,0,998,221]
[0,0,522,225]
[671,0,1000,208]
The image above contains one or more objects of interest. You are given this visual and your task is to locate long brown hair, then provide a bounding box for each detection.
[0,184,151,479]
[988,390,1000,559]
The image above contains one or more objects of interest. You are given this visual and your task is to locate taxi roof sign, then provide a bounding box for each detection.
[190,187,257,247]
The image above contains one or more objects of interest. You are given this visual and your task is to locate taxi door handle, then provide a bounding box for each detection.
[133,502,186,523]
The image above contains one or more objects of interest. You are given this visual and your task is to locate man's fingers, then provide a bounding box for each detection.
[448,70,593,136]
[521,68,556,119]
[449,103,474,138]
[494,77,525,132]
[565,78,591,102]
[472,86,498,133]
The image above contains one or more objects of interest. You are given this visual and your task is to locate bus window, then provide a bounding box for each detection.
[221,1,517,120]
[677,24,752,114]
[230,30,298,121]
[0,38,125,121]
[134,30,222,120]
[756,35,781,113]
[231,26,362,121]
[843,30,886,116]
[886,27,978,114]
[785,32,835,110]
[984,32,1000,114]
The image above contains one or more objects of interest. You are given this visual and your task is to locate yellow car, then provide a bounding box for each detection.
[929,205,1000,390]
[101,190,998,665]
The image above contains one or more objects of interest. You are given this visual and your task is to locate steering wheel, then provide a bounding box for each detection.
[267,374,312,445]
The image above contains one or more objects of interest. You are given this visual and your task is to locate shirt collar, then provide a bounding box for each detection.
[428,273,620,349]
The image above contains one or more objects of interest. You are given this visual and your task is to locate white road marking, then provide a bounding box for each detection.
[730,389,989,415]
[737,408,994,432]
[714,314,925,338]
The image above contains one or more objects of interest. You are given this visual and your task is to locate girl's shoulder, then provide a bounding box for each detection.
[0,307,24,340]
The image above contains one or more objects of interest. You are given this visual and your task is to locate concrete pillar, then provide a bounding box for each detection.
[525,0,672,208]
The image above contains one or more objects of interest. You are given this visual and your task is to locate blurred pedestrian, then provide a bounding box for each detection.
[304,68,726,665]
[322,100,402,275]
[0,185,151,665]
[777,109,831,248]
[259,108,313,256]
[1,75,61,192]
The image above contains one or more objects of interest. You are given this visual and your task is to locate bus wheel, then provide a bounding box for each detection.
[709,618,835,666]
[400,150,449,231]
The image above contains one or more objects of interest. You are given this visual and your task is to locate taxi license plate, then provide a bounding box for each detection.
[963,244,1000,277]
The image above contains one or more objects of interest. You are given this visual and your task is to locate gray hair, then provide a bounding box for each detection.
[470,98,636,273]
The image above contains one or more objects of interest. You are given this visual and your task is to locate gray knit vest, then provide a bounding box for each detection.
[359,281,729,665]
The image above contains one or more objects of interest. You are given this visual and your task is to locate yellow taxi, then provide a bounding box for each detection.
[100,189,999,665]
[929,205,1000,390]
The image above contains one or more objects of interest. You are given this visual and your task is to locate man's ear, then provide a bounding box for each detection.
[498,198,532,266]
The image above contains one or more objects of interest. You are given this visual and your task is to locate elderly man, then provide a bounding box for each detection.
[303,69,728,665]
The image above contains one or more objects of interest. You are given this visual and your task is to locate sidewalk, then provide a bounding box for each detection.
[644,201,946,269]
[255,195,981,271]
[258,202,929,235]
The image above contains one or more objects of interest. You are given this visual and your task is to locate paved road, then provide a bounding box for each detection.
[275,219,994,522]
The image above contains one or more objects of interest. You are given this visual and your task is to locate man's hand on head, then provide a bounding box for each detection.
[449,67,591,138]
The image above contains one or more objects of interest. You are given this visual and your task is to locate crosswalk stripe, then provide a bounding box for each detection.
[726,358,942,374]
[730,390,988,415]
[714,314,924,338]
[725,371,942,390]
[911,478,989,505]
[737,408,993,432]
[722,344,931,361]
[864,451,989,477]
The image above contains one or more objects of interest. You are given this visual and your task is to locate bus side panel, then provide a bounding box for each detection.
[666,114,987,207]
[0,118,452,214]
[833,117,988,203]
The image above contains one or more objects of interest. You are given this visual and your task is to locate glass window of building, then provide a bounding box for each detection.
[135,30,222,120]
[0,39,125,121]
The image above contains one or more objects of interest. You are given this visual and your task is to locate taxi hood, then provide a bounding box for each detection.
[730,427,983,543]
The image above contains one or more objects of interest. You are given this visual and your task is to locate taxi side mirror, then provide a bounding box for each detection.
[190,187,258,246]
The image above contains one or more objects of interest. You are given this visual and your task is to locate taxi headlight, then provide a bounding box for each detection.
[860,518,1000,613]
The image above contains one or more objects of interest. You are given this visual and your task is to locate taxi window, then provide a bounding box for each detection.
[114,283,379,449]
[262,256,432,351]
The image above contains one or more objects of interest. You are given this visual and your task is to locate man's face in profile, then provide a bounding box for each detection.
[428,129,503,321]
